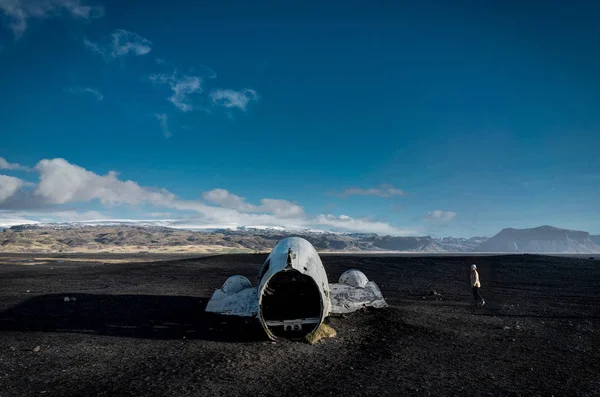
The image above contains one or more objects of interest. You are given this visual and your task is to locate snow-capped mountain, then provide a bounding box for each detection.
[2,222,598,253]
[435,236,489,252]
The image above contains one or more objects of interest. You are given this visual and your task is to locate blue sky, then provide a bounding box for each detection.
[0,0,599,237]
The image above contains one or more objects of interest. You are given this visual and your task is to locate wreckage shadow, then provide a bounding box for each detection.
[0,293,269,343]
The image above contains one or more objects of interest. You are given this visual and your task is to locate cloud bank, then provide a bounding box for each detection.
[0,157,417,235]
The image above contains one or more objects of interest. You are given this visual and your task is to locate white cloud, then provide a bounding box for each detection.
[0,157,30,171]
[259,199,304,218]
[110,29,152,57]
[41,210,106,222]
[0,209,107,228]
[0,216,40,229]
[0,0,104,38]
[210,88,258,111]
[33,158,175,206]
[149,72,202,112]
[83,29,152,60]
[155,113,171,138]
[202,189,255,212]
[83,37,105,58]
[0,175,25,202]
[201,189,304,218]
[199,65,217,79]
[423,210,456,222]
[338,184,405,198]
[315,214,419,236]
[0,158,418,235]
[67,86,103,101]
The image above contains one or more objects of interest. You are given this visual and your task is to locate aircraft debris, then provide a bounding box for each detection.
[205,237,387,342]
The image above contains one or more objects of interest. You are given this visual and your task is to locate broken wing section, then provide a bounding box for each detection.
[205,275,259,317]
[329,270,388,314]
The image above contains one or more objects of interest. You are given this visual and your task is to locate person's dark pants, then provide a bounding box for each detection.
[472,286,483,303]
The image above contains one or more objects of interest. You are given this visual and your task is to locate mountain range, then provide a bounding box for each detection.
[1,223,599,254]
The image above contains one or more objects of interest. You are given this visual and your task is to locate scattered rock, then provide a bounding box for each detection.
[26,290,31,293]
[429,289,440,296]
[503,326,511,330]
[33,346,41,352]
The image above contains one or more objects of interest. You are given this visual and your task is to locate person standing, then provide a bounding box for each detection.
[471,264,485,306]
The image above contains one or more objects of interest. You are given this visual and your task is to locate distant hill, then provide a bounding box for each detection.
[474,226,600,254]
[0,224,444,253]
[435,236,488,252]
[1,223,597,254]
[591,235,600,246]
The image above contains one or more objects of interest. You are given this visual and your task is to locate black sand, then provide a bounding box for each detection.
[1,254,599,396]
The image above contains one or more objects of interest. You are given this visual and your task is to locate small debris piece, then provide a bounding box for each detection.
[503,326,511,330]
[429,289,440,296]
[305,323,337,345]
[64,297,70,302]
[33,346,41,352]
[26,290,31,293]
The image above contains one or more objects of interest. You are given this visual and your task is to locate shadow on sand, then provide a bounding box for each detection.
[0,293,269,342]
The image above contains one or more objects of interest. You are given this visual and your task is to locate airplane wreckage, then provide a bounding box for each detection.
[205,237,388,343]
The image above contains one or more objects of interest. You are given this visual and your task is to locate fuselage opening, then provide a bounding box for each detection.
[260,269,323,340]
